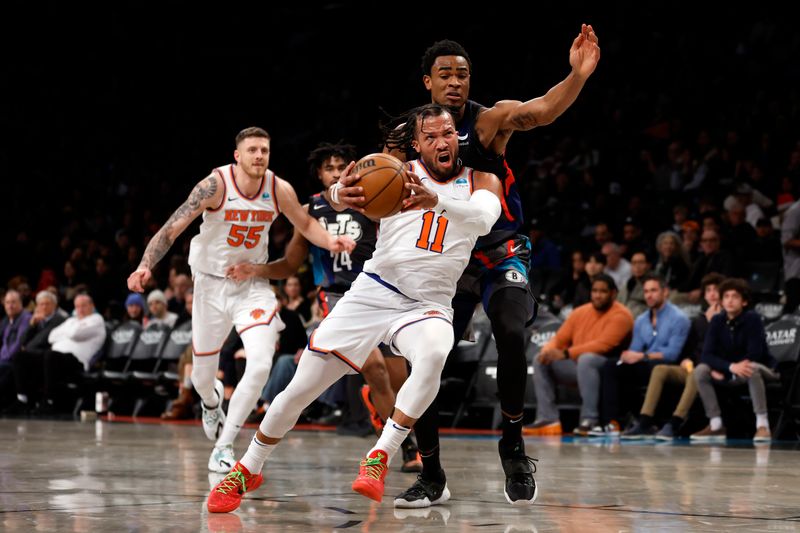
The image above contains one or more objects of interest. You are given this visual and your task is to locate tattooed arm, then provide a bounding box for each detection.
[127,174,222,292]
[473,24,600,156]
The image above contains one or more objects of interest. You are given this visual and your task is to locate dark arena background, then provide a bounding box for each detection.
[2,2,800,532]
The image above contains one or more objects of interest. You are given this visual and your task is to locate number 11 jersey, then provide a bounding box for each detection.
[363,159,480,308]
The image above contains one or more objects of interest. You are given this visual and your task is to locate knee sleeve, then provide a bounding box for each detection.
[393,319,453,420]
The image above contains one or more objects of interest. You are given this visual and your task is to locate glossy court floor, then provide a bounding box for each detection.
[2,418,800,532]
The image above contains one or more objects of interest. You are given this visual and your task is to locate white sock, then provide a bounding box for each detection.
[17,394,28,403]
[710,417,723,431]
[756,414,769,429]
[239,434,276,474]
[368,417,410,465]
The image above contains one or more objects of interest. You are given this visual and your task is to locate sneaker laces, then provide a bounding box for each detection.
[215,469,247,495]
[359,455,387,481]
[507,456,538,486]
[403,475,441,499]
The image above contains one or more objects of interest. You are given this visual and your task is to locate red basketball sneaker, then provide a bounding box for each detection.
[207,461,263,513]
[351,449,389,502]
[360,385,384,434]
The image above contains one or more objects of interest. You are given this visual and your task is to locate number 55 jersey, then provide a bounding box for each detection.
[189,164,280,277]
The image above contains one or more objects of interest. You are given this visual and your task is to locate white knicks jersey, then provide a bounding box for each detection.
[363,159,478,308]
[188,164,280,277]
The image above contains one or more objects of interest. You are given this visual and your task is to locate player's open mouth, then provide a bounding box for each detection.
[437,153,451,164]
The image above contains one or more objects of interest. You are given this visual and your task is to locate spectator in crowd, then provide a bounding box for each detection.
[620,216,652,260]
[528,218,561,295]
[11,293,106,413]
[167,273,192,318]
[602,242,631,289]
[691,278,777,442]
[161,289,196,420]
[680,220,701,263]
[573,252,606,308]
[548,250,590,312]
[146,289,178,328]
[683,229,733,301]
[722,201,757,271]
[776,176,795,214]
[671,204,690,234]
[123,293,146,324]
[617,251,651,317]
[752,218,783,264]
[730,183,766,228]
[0,290,32,405]
[281,275,311,326]
[592,222,613,252]
[525,274,634,436]
[653,231,690,292]
[781,198,800,314]
[596,274,690,436]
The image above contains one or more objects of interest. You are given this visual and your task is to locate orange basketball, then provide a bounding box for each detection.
[352,153,410,219]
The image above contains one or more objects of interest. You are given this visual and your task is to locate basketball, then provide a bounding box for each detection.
[352,153,410,219]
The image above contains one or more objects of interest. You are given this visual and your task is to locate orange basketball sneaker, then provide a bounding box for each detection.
[207,461,263,513]
[351,449,389,502]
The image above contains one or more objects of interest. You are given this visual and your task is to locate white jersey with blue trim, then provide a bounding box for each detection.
[362,159,477,308]
[188,164,280,277]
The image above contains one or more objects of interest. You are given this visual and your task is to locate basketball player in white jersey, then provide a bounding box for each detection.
[127,127,355,473]
[206,105,503,513]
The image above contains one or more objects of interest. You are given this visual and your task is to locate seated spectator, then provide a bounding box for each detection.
[654,231,690,291]
[282,275,312,326]
[572,252,606,309]
[691,278,778,442]
[622,272,725,440]
[611,274,694,439]
[680,220,701,263]
[0,290,32,406]
[18,291,67,355]
[620,216,652,260]
[146,289,178,328]
[11,293,106,414]
[526,274,634,436]
[681,229,733,302]
[548,250,590,311]
[602,242,632,289]
[161,290,195,420]
[617,252,651,317]
[123,293,146,325]
[751,218,782,264]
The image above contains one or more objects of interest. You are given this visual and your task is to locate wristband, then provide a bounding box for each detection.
[643,352,649,361]
[330,182,343,204]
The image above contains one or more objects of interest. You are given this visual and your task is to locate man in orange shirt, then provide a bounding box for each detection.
[527,274,634,436]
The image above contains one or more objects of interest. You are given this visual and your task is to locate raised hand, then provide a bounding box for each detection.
[570,23,601,80]
[401,172,438,211]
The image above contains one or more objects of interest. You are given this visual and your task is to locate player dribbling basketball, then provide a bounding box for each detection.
[206,104,503,513]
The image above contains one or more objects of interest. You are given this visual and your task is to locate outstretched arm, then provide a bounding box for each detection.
[402,171,502,236]
[476,23,601,154]
[226,221,310,282]
[275,177,356,254]
[127,174,222,292]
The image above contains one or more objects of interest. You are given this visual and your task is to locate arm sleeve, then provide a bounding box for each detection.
[436,189,501,236]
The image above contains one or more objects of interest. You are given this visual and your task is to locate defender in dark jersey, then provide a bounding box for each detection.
[380,26,601,507]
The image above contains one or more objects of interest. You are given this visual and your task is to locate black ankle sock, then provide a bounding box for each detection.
[639,414,653,427]
[420,446,444,482]
[501,413,524,443]
[498,435,525,458]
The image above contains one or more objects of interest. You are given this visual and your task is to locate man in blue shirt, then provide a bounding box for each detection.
[591,273,690,436]
[691,278,777,442]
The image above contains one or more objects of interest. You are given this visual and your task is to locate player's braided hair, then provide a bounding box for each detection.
[306,141,357,178]
[380,103,451,155]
